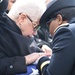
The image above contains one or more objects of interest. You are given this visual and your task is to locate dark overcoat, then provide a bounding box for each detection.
[0,14,41,75]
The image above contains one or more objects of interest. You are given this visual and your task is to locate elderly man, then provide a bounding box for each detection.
[0,0,52,75]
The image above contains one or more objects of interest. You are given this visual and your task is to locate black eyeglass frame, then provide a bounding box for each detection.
[27,16,41,31]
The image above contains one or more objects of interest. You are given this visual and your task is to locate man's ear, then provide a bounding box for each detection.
[56,14,63,25]
[18,13,27,22]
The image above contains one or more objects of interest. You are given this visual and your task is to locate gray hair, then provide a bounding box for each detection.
[8,0,46,22]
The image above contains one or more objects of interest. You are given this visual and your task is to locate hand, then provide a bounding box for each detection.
[33,54,51,65]
[25,52,50,65]
[41,45,52,56]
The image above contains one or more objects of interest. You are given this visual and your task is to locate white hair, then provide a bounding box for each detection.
[8,0,46,22]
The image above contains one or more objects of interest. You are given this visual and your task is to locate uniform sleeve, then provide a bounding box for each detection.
[0,44,27,75]
[37,27,75,75]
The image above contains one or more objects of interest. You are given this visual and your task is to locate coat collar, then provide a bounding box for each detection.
[54,23,69,34]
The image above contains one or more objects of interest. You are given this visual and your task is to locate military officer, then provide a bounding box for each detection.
[37,0,75,75]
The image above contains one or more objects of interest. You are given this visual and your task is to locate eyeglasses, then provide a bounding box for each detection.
[46,18,55,28]
[27,16,40,31]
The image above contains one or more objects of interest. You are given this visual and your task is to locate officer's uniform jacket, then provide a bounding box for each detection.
[38,17,75,75]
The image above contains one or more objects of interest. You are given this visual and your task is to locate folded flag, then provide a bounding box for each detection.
[16,64,39,75]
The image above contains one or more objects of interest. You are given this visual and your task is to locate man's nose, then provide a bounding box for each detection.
[33,31,37,35]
